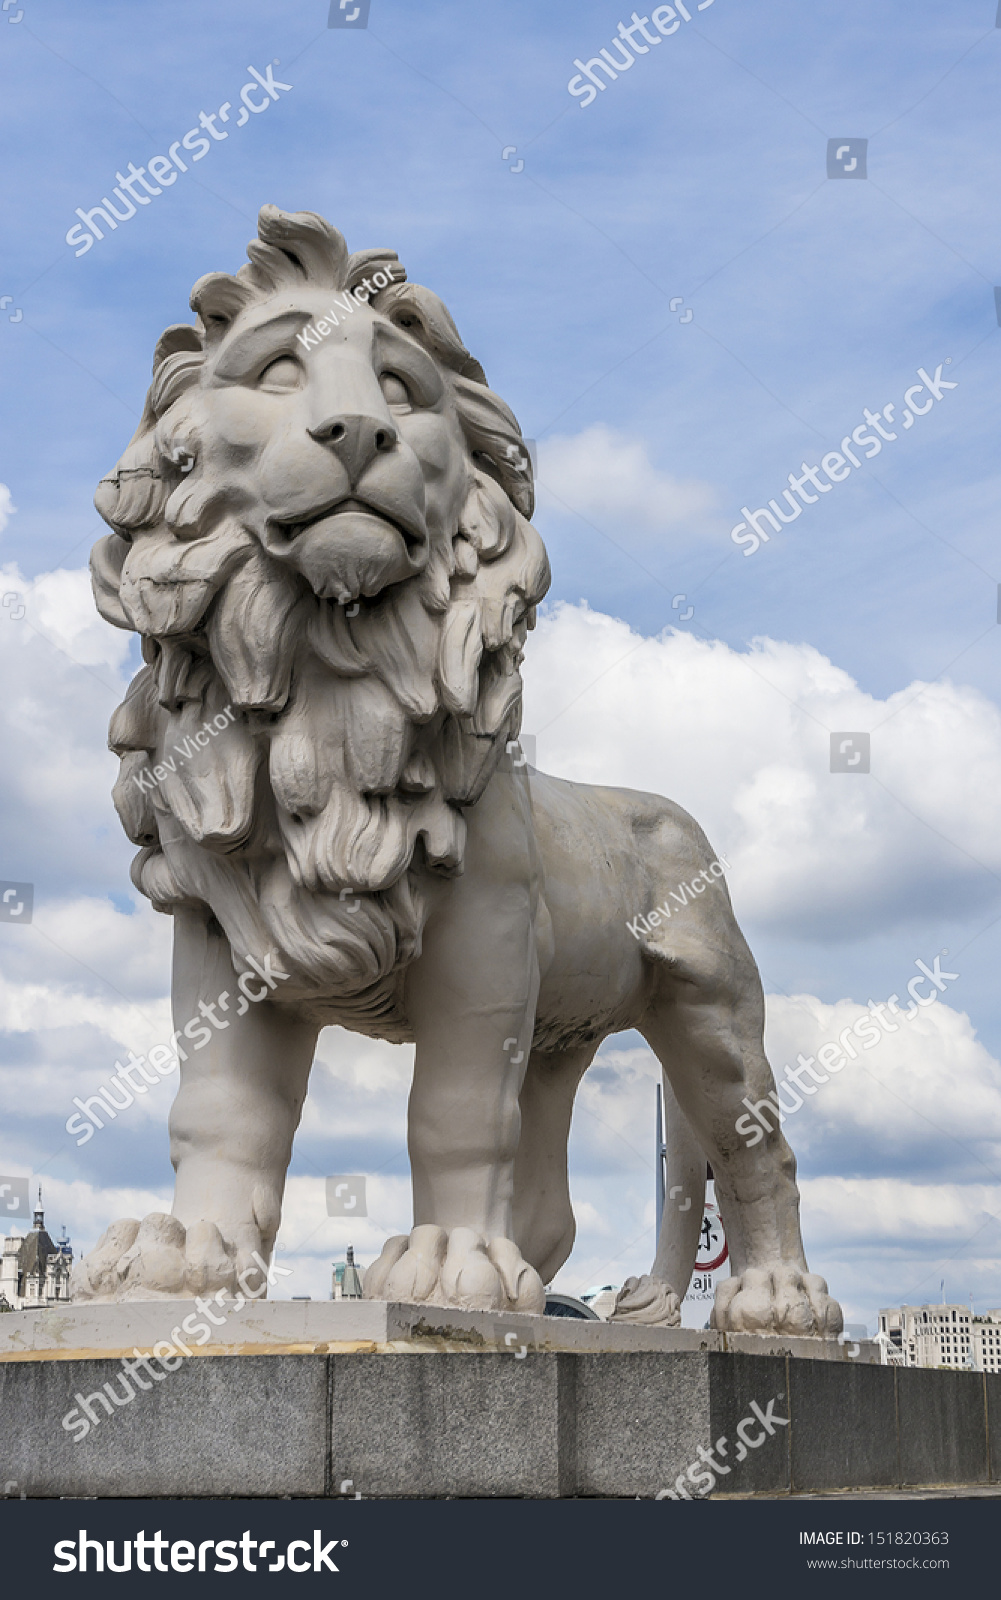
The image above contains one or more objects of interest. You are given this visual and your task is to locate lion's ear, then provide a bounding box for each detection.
[189,272,253,339]
[90,534,134,632]
[152,323,202,371]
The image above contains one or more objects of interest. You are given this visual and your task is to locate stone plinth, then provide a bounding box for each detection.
[2,1302,990,1499]
[0,1297,876,1363]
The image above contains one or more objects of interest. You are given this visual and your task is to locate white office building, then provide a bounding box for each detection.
[877,1303,1001,1371]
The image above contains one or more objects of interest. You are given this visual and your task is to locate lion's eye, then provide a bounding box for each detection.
[380,372,411,408]
[258,356,303,391]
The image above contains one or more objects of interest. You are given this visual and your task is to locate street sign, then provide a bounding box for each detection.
[694,1203,728,1273]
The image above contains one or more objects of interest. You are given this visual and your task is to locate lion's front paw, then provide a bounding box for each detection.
[711,1265,842,1338]
[610,1274,681,1327]
[363,1224,545,1313]
[69,1213,268,1303]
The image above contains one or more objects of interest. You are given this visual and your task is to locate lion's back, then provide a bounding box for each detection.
[528,768,717,894]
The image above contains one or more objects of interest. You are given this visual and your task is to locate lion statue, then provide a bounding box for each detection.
[72,206,841,1337]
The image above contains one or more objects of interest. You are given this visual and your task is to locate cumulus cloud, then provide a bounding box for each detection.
[763,989,1001,1174]
[0,895,171,1003]
[522,602,1001,938]
[800,1177,1001,1327]
[0,484,15,537]
[0,562,135,899]
[536,425,718,535]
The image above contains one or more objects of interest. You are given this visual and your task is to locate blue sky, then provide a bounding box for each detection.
[2,0,1001,1328]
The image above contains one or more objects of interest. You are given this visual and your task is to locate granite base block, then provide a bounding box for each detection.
[788,1358,899,1492]
[572,1352,710,1498]
[0,1306,994,1498]
[330,1352,563,1499]
[0,1354,326,1499]
[896,1368,989,1488]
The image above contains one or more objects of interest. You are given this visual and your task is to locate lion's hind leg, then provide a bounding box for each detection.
[512,1043,597,1285]
[636,923,842,1339]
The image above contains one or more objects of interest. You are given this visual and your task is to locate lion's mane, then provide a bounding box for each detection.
[90,207,550,1038]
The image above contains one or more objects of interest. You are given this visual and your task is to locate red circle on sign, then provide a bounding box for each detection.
[695,1204,728,1272]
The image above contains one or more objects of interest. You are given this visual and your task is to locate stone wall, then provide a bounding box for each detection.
[2,1350,998,1499]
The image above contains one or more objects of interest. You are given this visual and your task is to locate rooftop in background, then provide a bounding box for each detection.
[0,1189,73,1312]
[878,1303,1001,1373]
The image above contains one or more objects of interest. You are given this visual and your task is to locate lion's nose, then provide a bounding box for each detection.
[307,413,398,481]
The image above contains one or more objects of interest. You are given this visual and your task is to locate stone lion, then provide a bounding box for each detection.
[73,206,841,1337]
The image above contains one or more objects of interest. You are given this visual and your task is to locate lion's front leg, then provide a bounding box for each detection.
[71,908,318,1303]
[364,771,546,1314]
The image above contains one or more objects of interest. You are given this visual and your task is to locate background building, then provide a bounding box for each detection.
[331,1245,364,1300]
[0,1191,73,1311]
[581,1284,619,1320]
[878,1303,1001,1371]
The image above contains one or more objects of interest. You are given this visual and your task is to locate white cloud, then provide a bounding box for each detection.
[6,963,999,1324]
[27,564,132,670]
[0,895,172,1004]
[536,424,717,534]
[0,484,15,537]
[801,1177,1001,1250]
[763,990,1001,1164]
[522,602,1001,937]
[0,563,135,898]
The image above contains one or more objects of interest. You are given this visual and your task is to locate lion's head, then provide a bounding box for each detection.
[90,207,549,1036]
